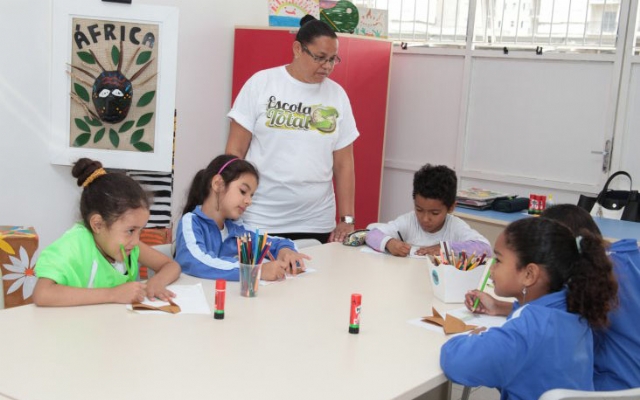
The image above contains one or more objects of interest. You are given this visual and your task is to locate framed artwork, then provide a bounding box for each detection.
[51,0,178,172]
[269,0,319,27]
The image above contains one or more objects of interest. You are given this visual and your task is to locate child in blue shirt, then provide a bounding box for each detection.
[541,204,639,390]
[441,217,617,400]
[175,155,310,281]
[366,164,491,257]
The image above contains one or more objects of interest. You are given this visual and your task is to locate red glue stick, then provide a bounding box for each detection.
[349,293,362,334]
[214,280,226,320]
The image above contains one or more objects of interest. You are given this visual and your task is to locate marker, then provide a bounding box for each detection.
[472,258,494,312]
[349,293,362,334]
[214,280,226,320]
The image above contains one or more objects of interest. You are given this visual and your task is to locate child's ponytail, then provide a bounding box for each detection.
[566,232,618,328]
[182,169,208,216]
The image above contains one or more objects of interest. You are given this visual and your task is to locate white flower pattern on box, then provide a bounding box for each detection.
[2,246,37,300]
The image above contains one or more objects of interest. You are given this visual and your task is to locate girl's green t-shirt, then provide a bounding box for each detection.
[35,224,139,288]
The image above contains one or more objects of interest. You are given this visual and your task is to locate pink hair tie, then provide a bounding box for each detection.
[217,158,239,175]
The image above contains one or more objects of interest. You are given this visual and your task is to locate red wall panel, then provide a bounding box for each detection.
[231,27,391,229]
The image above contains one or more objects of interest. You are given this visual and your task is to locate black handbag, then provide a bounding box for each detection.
[577,171,640,222]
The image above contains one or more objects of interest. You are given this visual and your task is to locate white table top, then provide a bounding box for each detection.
[0,243,456,400]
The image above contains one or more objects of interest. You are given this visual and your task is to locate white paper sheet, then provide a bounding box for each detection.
[360,246,428,259]
[126,283,211,315]
[259,267,317,286]
[408,307,507,336]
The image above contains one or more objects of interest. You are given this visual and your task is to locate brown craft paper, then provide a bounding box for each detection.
[422,307,477,335]
[131,299,181,314]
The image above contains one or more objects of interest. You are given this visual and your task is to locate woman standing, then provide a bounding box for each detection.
[225,15,358,244]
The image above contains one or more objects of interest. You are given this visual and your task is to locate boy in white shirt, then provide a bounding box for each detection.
[366,164,491,257]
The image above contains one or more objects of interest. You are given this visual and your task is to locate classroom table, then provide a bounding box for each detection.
[0,243,458,400]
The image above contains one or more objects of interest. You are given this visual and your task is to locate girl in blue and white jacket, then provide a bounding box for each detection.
[441,218,618,400]
[175,155,310,281]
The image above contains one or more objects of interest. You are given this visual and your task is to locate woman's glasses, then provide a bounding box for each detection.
[301,45,341,65]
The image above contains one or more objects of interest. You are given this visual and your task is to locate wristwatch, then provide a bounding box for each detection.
[340,215,355,224]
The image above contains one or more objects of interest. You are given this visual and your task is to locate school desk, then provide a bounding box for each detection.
[455,207,640,245]
[0,243,457,400]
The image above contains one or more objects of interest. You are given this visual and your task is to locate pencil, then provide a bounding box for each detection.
[472,258,494,312]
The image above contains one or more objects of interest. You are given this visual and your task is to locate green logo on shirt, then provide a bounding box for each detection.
[265,96,338,134]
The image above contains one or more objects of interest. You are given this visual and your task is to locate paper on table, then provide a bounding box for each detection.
[360,246,427,259]
[260,267,317,286]
[126,283,210,315]
[408,306,507,336]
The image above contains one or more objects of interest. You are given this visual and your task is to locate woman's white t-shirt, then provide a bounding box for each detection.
[228,66,359,233]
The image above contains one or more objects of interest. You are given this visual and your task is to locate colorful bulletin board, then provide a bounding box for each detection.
[231,27,392,229]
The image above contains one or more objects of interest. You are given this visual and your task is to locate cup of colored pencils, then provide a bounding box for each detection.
[237,232,271,298]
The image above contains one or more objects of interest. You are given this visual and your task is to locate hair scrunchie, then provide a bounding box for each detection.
[82,168,107,187]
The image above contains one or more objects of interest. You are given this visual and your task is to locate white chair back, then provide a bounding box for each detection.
[539,388,640,400]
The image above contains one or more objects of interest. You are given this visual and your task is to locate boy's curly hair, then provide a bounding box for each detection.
[412,164,457,208]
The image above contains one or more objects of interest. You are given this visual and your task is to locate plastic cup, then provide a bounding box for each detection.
[239,263,262,297]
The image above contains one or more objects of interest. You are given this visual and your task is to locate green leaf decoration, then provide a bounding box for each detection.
[111,45,120,68]
[84,116,102,127]
[133,142,153,152]
[118,120,135,133]
[130,129,144,144]
[137,91,155,107]
[109,128,119,148]
[320,0,360,33]
[136,112,154,127]
[77,51,95,64]
[73,133,91,147]
[74,83,90,102]
[75,118,90,132]
[94,127,105,143]
[136,51,152,65]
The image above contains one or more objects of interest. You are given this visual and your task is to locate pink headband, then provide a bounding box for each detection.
[217,158,239,175]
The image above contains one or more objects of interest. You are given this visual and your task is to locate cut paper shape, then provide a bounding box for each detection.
[422,307,477,335]
[131,298,181,314]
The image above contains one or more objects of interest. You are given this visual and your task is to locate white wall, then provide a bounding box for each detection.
[379,48,639,223]
[0,0,266,248]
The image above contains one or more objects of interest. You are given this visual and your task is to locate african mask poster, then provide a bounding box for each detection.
[68,18,159,152]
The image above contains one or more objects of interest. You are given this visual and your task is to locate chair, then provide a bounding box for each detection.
[293,238,323,249]
[538,387,640,400]
[148,244,174,279]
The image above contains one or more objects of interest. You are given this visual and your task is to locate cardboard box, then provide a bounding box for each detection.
[0,226,38,308]
[139,227,172,279]
[429,263,486,303]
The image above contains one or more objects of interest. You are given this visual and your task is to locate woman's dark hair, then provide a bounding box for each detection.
[541,204,602,238]
[503,218,617,328]
[412,164,457,208]
[296,15,337,45]
[182,154,259,216]
[72,158,151,228]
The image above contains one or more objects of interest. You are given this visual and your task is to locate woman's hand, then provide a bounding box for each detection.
[260,261,287,281]
[414,244,440,256]
[111,282,147,304]
[277,248,311,276]
[385,239,411,257]
[145,277,176,302]
[329,221,354,243]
